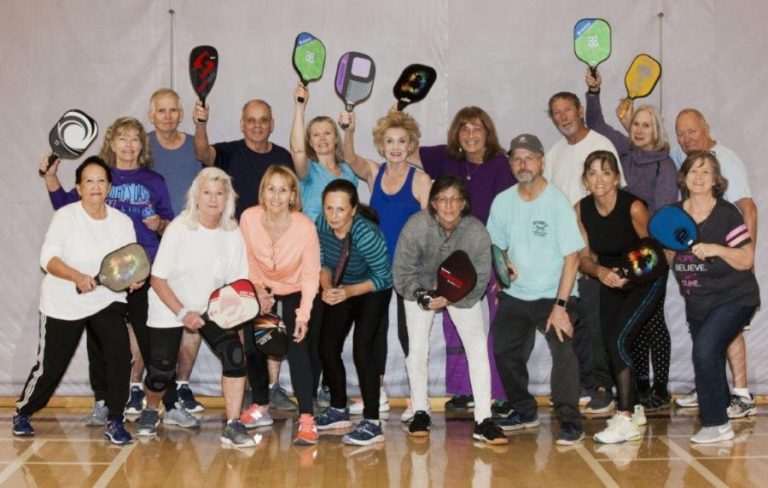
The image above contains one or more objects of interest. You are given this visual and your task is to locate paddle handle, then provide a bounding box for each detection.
[297,81,307,104]
[590,66,598,78]
[617,98,632,120]
[339,103,355,129]
[75,276,101,295]
[39,153,57,177]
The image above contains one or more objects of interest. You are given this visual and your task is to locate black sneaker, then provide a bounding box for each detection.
[408,411,431,437]
[641,387,671,412]
[445,394,474,411]
[585,387,615,414]
[473,418,508,445]
[491,400,513,417]
[556,421,584,446]
[495,411,540,431]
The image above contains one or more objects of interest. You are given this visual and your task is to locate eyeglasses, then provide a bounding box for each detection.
[434,196,464,206]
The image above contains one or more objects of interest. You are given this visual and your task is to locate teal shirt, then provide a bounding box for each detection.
[487,183,584,301]
[300,160,359,223]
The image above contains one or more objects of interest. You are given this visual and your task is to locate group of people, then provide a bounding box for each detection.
[11,66,759,449]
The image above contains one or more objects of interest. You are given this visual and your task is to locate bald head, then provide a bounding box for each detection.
[676,108,714,154]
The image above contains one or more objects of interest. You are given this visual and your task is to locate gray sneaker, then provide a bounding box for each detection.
[135,409,159,437]
[221,420,257,447]
[270,384,298,411]
[317,387,331,408]
[163,403,201,428]
[690,422,734,444]
[85,400,108,427]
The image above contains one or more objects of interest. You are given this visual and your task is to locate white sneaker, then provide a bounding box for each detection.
[608,405,646,427]
[727,393,757,419]
[594,414,642,444]
[674,389,699,408]
[349,388,391,415]
[691,422,734,444]
[401,399,415,423]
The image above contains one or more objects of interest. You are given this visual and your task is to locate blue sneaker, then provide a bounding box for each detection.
[12,414,34,437]
[105,418,133,445]
[315,407,352,431]
[342,420,385,446]
[495,411,540,431]
[125,385,144,415]
[177,384,205,413]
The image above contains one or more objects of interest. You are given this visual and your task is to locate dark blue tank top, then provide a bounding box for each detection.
[370,164,420,264]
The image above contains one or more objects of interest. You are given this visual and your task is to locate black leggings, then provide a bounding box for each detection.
[17,302,131,419]
[147,322,244,410]
[630,296,671,394]
[600,276,666,412]
[320,288,391,419]
[244,292,314,414]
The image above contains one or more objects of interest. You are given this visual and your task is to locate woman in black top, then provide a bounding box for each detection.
[575,150,667,444]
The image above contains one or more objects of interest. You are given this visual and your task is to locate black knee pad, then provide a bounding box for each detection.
[212,335,246,377]
[145,359,175,392]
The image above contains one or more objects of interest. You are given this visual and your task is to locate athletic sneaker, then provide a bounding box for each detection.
[690,422,734,444]
[579,388,594,406]
[317,387,331,408]
[135,409,160,437]
[270,384,298,411]
[594,414,641,444]
[472,418,509,445]
[585,387,615,414]
[727,393,757,419]
[408,411,431,437]
[104,418,133,445]
[342,420,385,446]
[294,414,318,445]
[125,385,144,415]
[239,404,274,429]
[495,411,540,431]
[674,389,699,408]
[400,399,416,424]
[349,388,391,414]
[491,400,513,417]
[221,419,257,447]
[641,387,670,412]
[556,422,584,446]
[445,394,474,411]
[177,384,205,413]
[608,405,647,427]
[315,407,352,430]
[85,400,108,427]
[163,403,201,428]
[12,413,34,437]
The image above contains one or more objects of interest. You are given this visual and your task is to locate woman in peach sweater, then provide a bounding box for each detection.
[239,165,321,445]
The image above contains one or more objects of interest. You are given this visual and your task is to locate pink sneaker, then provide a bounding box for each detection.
[294,414,318,445]
[239,404,273,429]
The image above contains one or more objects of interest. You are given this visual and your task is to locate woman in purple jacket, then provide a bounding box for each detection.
[585,70,677,411]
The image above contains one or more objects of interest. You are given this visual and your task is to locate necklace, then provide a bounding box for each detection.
[464,161,483,181]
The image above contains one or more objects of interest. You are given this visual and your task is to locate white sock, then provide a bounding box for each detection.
[176,381,189,389]
[365,419,380,426]
[733,388,750,398]
[130,382,142,389]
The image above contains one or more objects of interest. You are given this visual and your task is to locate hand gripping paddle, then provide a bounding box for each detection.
[40,109,98,176]
[616,237,668,285]
[293,32,326,103]
[435,250,478,303]
[393,64,437,111]
[648,205,699,252]
[77,243,150,294]
[574,18,612,78]
[189,45,219,122]
[491,244,512,288]
[617,54,662,119]
[335,51,376,128]
[202,279,261,330]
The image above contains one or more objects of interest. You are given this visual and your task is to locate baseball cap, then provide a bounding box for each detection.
[507,133,544,156]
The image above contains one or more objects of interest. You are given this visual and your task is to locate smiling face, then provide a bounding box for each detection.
[149,93,182,133]
[458,119,487,161]
[684,157,716,197]
[630,109,656,151]
[307,119,338,158]
[262,173,294,216]
[323,191,356,236]
[196,178,227,226]
[584,158,620,198]
[676,112,714,154]
[76,163,111,208]
[240,101,274,148]
[379,127,412,165]
[110,128,142,167]
[431,186,466,231]
[509,147,543,186]
[549,97,586,139]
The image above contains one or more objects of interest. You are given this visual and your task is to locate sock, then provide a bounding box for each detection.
[733,388,750,398]
[365,419,380,426]
[130,382,143,389]
[176,381,189,389]
[269,383,276,389]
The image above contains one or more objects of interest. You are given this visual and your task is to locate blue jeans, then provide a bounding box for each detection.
[688,304,756,426]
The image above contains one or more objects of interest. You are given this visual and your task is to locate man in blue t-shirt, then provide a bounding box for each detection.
[487,133,585,446]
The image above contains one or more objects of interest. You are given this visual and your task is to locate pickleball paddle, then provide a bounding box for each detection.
[293,32,326,103]
[435,250,478,303]
[40,109,99,176]
[393,64,436,111]
[252,312,290,357]
[189,45,218,122]
[616,237,668,285]
[648,205,698,252]
[491,244,512,288]
[617,54,662,119]
[335,51,376,128]
[202,279,261,330]
[77,243,149,294]
[574,18,612,78]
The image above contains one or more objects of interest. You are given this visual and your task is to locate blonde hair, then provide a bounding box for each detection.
[632,104,669,152]
[258,165,303,212]
[372,110,421,158]
[100,117,153,168]
[181,167,239,231]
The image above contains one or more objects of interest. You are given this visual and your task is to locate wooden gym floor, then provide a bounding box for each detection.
[0,399,765,487]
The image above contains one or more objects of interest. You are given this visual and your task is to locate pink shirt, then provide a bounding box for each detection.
[239,206,320,323]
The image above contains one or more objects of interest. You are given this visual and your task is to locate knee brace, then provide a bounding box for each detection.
[212,335,246,378]
[145,358,176,392]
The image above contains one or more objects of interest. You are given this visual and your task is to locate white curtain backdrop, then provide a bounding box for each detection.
[1,0,765,397]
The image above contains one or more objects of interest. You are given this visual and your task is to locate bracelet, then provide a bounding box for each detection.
[176,307,189,322]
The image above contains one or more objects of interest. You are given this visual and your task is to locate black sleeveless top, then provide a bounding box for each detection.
[580,190,642,268]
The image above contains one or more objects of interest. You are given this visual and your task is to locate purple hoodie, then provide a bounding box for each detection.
[586,92,678,213]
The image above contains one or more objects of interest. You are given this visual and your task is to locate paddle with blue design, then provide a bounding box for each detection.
[293,32,326,103]
[648,205,698,252]
[574,18,612,78]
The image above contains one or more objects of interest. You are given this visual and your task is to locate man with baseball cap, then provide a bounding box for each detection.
[487,133,585,445]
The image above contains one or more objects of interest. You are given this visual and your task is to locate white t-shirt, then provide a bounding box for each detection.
[147,217,248,328]
[671,143,751,203]
[39,203,136,320]
[544,130,623,205]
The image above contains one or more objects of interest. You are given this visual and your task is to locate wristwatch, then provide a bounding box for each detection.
[555,298,568,308]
